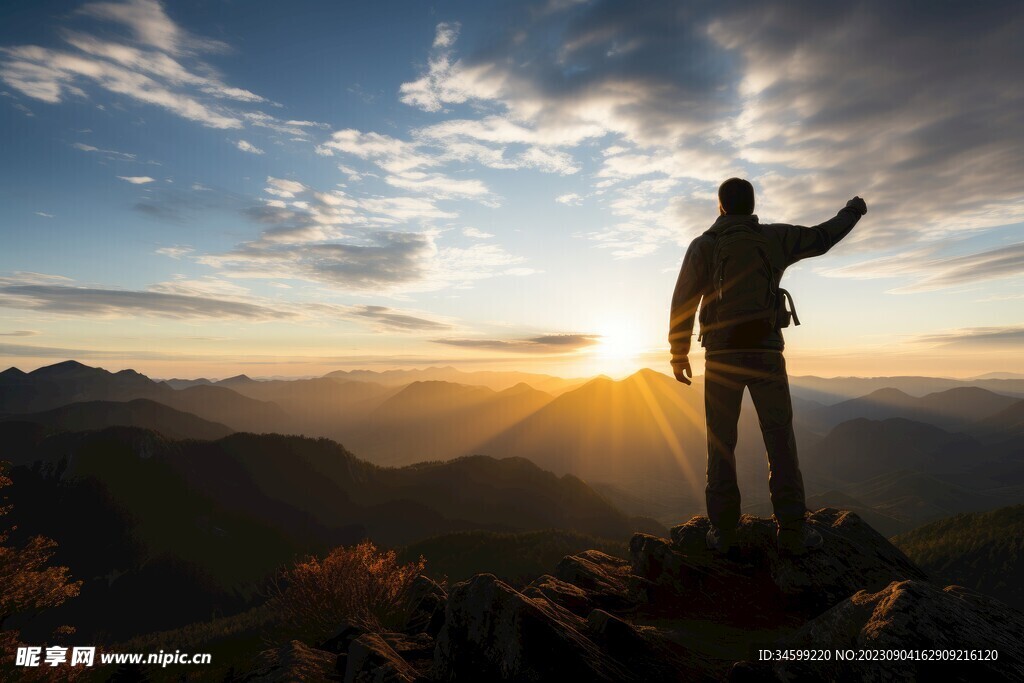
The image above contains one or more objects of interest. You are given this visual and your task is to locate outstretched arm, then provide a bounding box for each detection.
[777,196,867,266]
[668,238,706,384]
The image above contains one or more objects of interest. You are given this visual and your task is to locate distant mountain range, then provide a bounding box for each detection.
[2,422,661,639]
[3,359,1022,538]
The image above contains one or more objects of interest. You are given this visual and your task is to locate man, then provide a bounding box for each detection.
[669,178,866,555]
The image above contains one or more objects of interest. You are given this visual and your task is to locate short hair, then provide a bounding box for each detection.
[718,177,755,215]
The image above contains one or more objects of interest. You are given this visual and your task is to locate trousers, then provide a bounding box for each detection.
[703,351,807,530]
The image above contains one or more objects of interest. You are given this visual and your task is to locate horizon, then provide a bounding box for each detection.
[2,0,1023,380]
[4,357,1022,384]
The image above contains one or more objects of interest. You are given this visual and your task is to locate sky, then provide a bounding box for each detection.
[0,0,1022,380]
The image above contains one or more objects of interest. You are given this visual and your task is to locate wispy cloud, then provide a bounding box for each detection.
[912,326,1024,347]
[155,245,193,259]
[432,334,600,353]
[235,139,264,155]
[820,243,1024,293]
[72,141,136,160]
[34,212,54,218]
[0,0,267,130]
[0,330,39,337]
[0,273,456,333]
[118,175,155,184]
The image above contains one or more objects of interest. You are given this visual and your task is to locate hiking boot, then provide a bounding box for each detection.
[776,523,823,555]
[706,525,737,553]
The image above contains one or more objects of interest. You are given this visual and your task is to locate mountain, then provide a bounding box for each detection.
[804,417,982,484]
[324,365,587,395]
[893,505,1024,610]
[807,386,1020,430]
[837,469,1021,532]
[2,423,661,638]
[0,360,287,433]
[789,374,1024,404]
[0,398,232,440]
[160,377,213,390]
[338,380,554,465]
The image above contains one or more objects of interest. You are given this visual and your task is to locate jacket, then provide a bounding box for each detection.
[668,206,862,359]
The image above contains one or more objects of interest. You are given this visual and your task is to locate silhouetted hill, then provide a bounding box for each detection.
[806,417,981,484]
[808,386,1019,430]
[893,505,1024,610]
[789,374,1024,404]
[161,377,213,390]
[3,424,661,639]
[0,398,232,440]
[340,380,554,464]
[324,365,587,394]
[0,360,286,432]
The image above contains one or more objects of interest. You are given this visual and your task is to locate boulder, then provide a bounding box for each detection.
[632,509,927,623]
[431,573,634,681]
[403,575,448,637]
[344,633,418,683]
[244,640,341,682]
[729,579,1024,682]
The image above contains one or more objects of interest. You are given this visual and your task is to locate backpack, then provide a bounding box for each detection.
[697,223,800,341]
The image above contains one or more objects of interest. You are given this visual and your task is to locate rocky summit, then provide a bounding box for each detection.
[246,508,1024,682]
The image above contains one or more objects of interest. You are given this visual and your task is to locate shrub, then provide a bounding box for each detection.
[269,541,425,642]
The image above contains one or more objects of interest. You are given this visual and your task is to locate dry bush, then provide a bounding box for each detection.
[269,541,426,642]
[0,464,82,682]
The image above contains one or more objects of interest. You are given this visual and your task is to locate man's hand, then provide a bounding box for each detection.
[846,196,867,215]
[672,358,692,385]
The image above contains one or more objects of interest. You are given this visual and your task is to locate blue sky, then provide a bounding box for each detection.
[1,0,1022,379]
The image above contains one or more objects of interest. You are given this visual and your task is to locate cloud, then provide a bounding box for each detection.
[820,242,1024,293]
[556,193,583,206]
[236,139,264,155]
[155,245,193,259]
[0,330,39,337]
[198,178,527,294]
[0,282,284,320]
[0,0,265,129]
[72,141,136,160]
[463,227,494,239]
[118,175,155,184]
[34,212,54,218]
[334,305,452,332]
[912,326,1024,348]
[431,333,601,353]
[0,274,456,334]
[385,1,1024,265]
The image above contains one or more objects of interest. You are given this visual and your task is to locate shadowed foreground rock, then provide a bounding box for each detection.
[246,509,1024,682]
[729,580,1024,682]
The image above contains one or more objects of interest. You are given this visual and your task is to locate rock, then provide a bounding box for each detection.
[403,575,448,637]
[344,633,418,683]
[244,640,341,682]
[730,579,1024,682]
[554,550,643,611]
[320,619,366,654]
[633,509,927,623]
[523,574,594,615]
[431,573,634,681]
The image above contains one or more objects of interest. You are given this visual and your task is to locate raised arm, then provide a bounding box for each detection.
[775,196,867,266]
[668,237,708,384]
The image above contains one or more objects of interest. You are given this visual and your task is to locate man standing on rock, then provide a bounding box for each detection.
[669,178,866,555]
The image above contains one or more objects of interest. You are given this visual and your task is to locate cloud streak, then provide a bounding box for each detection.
[432,334,600,353]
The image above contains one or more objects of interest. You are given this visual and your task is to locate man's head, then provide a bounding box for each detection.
[718,177,755,215]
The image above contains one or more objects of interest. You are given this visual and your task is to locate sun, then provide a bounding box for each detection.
[592,319,648,368]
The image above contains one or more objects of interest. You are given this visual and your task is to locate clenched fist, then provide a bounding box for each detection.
[846,196,867,215]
